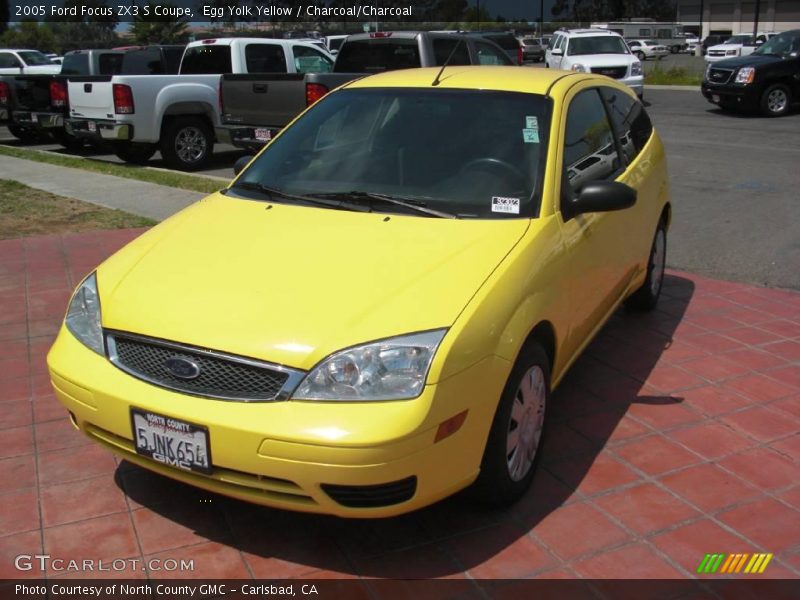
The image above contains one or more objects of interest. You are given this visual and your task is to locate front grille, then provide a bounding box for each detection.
[708,67,734,84]
[321,477,417,508]
[708,50,726,57]
[590,66,627,79]
[107,332,300,401]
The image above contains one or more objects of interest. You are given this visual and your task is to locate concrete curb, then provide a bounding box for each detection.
[645,84,701,92]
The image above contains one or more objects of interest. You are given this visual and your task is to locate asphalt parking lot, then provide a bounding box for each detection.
[1,84,799,290]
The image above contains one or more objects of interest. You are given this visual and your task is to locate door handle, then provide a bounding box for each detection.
[252,84,267,93]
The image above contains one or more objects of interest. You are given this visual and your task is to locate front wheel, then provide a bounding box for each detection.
[626,217,667,311]
[160,117,213,171]
[760,84,792,117]
[473,343,550,507]
[636,51,646,61]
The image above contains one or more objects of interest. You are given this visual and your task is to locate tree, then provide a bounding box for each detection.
[0,21,57,52]
[1,1,9,36]
[130,2,189,44]
[45,1,119,52]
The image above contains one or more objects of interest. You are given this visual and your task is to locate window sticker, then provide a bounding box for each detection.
[492,196,520,214]
[522,128,539,143]
[526,116,539,130]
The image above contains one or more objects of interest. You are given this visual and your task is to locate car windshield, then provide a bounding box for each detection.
[725,35,752,45]
[232,88,549,219]
[753,32,800,57]
[568,36,629,55]
[18,51,53,66]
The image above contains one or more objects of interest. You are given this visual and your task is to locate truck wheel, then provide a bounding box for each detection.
[472,343,550,507]
[7,124,41,144]
[113,142,157,165]
[626,216,667,311]
[760,84,791,117]
[51,129,85,153]
[161,117,213,171]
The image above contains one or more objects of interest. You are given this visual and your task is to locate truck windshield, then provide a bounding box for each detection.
[334,39,420,72]
[233,87,549,219]
[181,46,232,74]
[568,36,629,55]
[753,32,800,58]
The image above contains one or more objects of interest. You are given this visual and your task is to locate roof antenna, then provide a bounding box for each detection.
[432,37,466,87]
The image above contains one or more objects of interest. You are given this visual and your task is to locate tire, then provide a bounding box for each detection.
[473,343,550,507]
[7,124,41,144]
[626,216,667,311]
[113,142,157,165]
[160,117,213,171]
[636,51,646,61]
[760,83,792,117]
[50,129,85,152]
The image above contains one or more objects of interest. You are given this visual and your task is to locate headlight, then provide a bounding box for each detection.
[631,61,643,76]
[65,272,103,355]
[735,67,755,84]
[727,49,738,56]
[292,329,447,401]
[571,63,586,72]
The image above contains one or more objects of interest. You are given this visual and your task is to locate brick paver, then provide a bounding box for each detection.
[1,229,798,582]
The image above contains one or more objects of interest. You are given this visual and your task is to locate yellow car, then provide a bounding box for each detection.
[48,66,671,517]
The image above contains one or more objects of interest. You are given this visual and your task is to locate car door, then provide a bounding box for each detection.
[555,85,640,360]
[0,52,23,75]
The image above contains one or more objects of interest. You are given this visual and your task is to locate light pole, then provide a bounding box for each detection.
[753,0,761,39]
[540,0,544,37]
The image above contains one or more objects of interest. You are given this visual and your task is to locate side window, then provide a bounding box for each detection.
[563,89,620,195]
[475,41,508,65]
[99,53,124,75]
[245,44,287,73]
[432,38,470,65]
[0,53,22,68]
[556,35,566,51]
[600,86,653,164]
[292,45,333,74]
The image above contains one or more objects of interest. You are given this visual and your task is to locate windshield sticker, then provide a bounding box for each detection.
[492,196,520,214]
[522,128,539,144]
[526,116,539,130]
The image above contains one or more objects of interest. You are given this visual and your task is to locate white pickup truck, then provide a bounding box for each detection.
[65,38,333,170]
[705,32,779,63]
[0,49,61,75]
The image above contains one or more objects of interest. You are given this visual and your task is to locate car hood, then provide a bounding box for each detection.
[98,193,530,370]
[570,54,636,65]
[710,54,783,68]
[708,43,744,51]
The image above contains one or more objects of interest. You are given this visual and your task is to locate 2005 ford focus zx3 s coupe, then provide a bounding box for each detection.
[48,66,671,517]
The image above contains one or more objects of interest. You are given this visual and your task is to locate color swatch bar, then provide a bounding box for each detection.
[697,553,773,574]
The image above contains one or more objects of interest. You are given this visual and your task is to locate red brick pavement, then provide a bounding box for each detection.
[0,230,798,584]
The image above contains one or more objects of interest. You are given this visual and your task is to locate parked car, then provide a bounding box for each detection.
[682,36,700,53]
[702,29,800,116]
[48,66,670,517]
[705,33,779,63]
[546,29,644,99]
[463,31,523,65]
[219,31,515,151]
[701,34,728,55]
[520,37,546,62]
[0,49,61,75]
[626,39,669,61]
[65,38,333,170]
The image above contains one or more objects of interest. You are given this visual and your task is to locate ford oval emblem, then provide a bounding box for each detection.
[163,357,201,380]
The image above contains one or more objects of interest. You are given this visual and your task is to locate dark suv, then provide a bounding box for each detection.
[701,29,800,116]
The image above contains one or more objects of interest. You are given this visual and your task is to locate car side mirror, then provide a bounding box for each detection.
[551,48,563,56]
[233,155,254,176]
[565,181,636,219]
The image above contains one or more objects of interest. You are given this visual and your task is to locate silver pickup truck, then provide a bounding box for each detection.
[65,38,333,170]
[219,31,516,151]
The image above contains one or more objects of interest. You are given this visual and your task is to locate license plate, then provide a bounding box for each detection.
[17,112,33,122]
[254,128,271,142]
[131,409,212,474]
[87,121,96,132]
[712,94,720,103]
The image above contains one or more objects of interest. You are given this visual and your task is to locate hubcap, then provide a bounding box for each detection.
[650,228,666,297]
[506,365,546,482]
[767,89,787,113]
[175,126,207,164]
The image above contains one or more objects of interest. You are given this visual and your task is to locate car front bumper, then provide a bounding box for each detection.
[65,118,132,141]
[47,325,509,517]
[705,54,738,63]
[701,82,759,110]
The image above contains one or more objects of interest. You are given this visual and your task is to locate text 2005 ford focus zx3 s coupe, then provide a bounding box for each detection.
[48,67,670,517]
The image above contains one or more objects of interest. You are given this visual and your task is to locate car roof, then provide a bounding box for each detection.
[560,29,621,37]
[344,65,615,97]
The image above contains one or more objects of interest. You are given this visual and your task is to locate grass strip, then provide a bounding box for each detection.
[0,179,156,239]
[0,145,224,194]
[646,66,702,86]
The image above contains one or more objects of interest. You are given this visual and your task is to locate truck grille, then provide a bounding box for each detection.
[708,67,734,84]
[590,66,628,79]
[708,50,727,57]
[106,332,303,401]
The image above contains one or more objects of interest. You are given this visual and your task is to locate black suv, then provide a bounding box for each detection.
[701,29,800,116]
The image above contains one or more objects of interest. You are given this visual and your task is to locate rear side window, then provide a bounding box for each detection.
[334,39,420,72]
[563,89,620,195]
[432,38,470,66]
[122,49,164,74]
[600,87,653,163]
[475,41,512,65]
[163,47,184,74]
[292,45,333,74]
[60,53,89,75]
[99,53,124,75]
[245,44,287,73]
[181,46,232,74]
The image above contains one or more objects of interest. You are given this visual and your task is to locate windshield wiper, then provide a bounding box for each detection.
[310,191,458,219]
[230,181,368,212]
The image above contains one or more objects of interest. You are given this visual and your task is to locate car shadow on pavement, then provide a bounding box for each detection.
[115,274,695,578]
